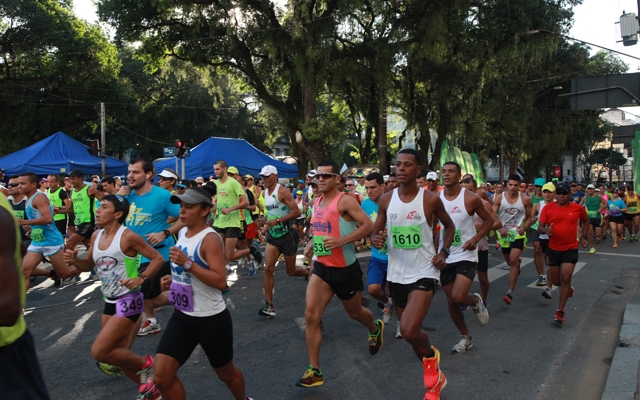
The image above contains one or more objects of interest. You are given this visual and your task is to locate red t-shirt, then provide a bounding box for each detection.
[539,202,587,251]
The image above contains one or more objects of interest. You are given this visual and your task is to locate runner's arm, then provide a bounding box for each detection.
[325,195,373,249]
[371,192,390,249]
[467,193,494,246]
[18,194,52,226]
[65,231,99,271]
[272,186,302,224]
[189,232,228,291]
[0,208,21,326]
[431,194,454,268]
[521,195,532,231]
[483,199,502,230]
[122,230,164,289]
[600,196,608,212]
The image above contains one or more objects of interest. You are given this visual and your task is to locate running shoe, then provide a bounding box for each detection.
[138,381,161,400]
[569,286,574,297]
[459,305,469,311]
[422,346,442,389]
[395,323,402,338]
[554,309,565,325]
[222,285,231,295]
[623,235,627,240]
[471,293,489,326]
[451,335,473,353]
[483,301,489,310]
[137,355,154,385]
[502,293,513,305]
[368,319,384,355]
[536,275,546,286]
[258,302,276,317]
[51,275,62,288]
[137,320,161,336]
[613,243,618,248]
[96,361,123,377]
[382,301,394,324]
[589,247,596,254]
[542,287,552,299]
[248,261,256,276]
[295,365,323,387]
[595,236,600,244]
[424,371,447,400]
[89,269,99,281]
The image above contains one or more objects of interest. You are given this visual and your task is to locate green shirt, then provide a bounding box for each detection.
[72,185,95,225]
[213,178,244,229]
[48,187,67,221]
[531,193,544,205]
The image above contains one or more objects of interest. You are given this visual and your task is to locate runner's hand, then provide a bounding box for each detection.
[323,236,344,250]
[432,253,447,270]
[265,218,279,228]
[517,226,525,235]
[546,223,553,237]
[221,208,230,215]
[169,246,189,266]
[372,230,386,250]
[118,185,131,196]
[146,232,166,245]
[580,236,588,248]
[64,249,78,265]
[160,275,173,291]
[120,277,144,290]
[461,238,478,251]
[304,241,314,259]
[498,228,507,237]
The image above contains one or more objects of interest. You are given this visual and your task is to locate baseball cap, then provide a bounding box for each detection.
[520,183,527,188]
[170,188,213,207]
[542,183,556,192]
[260,165,278,176]
[298,179,305,184]
[245,174,254,180]
[196,177,204,183]
[534,178,546,187]
[557,182,571,192]
[39,178,47,185]
[157,169,179,180]
[357,171,365,178]
[296,190,303,195]
[586,184,595,189]
[426,172,438,181]
[69,169,83,178]
[383,175,390,181]
[307,169,317,178]
[227,166,239,175]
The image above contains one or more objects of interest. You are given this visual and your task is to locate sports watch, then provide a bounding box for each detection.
[183,260,194,272]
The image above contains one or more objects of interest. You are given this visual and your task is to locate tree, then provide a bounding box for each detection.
[581,147,627,183]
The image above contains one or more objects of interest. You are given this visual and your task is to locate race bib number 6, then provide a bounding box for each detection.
[116,291,144,318]
[170,281,195,312]
[391,225,422,249]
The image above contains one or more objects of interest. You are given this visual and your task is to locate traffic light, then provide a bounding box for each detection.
[87,139,100,156]
[176,139,187,158]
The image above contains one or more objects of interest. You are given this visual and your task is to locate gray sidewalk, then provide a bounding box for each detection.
[602,289,640,400]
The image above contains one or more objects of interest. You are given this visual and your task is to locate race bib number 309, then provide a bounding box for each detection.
[170,281,195,312]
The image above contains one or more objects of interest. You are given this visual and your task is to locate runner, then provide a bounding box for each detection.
[230,169,261,276]
[157,169,179,193]
[361,173,394,325]
[7,176,31,246]
[212,161,251,262]
[387,173,398,191]
[119,158,181,337]
[64,195,164,399]
[372,149,454,399]
[101,176,119,195]
[530,179,550,287]
[492,174,532,305]
[425,172,440,194]
[416,171,429,188]
[17,172,80,290]
[47,174,71,238]
[152,185,252,400]
[494,182,504,196]
[63,177,75,238]
[531,183,556,299]
[624,186,640,242]
[296,160,380,388]
[538,182,589,325]
[257,165,309,317]
[460,178,502,309]
[0,193,51,400]
[569,183,583,204]
[439,163,493,353]
[579,184,607,253]
[608,190,627,248]
[355,172,368,200]
[65,169,100,251]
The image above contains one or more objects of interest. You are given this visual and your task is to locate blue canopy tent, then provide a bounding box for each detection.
[0,131,129,176]
[154,137,298,179]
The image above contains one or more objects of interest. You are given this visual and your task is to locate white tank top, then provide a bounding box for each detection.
[498,193,526,232]
[439,188,477,263]
[538,201,550,240]
[92,226,140,302]
[172,227,226,317]
[264,183,291,238]
[387,188,438,284]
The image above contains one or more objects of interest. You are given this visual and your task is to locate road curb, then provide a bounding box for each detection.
[602,303,640,400]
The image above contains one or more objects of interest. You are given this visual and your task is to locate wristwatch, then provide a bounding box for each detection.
[138,273,149,282]
[441,248,450,257]
[163,229,171,238]
[276,218,281,224]
[183,260,194,272]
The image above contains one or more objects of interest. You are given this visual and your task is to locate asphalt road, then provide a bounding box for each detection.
[25,238,640,400]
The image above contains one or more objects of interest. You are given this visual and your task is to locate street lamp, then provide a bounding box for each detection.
[525,29,640,61]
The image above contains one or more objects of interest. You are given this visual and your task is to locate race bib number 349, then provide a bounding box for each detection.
[116,291,144,318]
[391,225,422,249]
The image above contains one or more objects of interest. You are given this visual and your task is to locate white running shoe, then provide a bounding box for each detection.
[542,287,552,299]
[451,335,473,353]
[137,320,161,336]
[471,293,489,326]
[382,301,394,324]
[395,323,402,338]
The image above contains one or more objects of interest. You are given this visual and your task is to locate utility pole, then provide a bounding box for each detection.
[100,103,106,177]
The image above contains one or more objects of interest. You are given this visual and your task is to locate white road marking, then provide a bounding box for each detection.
[527,262,587,290]
[476,257,534,283]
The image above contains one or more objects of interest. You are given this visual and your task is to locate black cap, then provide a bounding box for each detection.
[557,182,571,192]
[69,169,83,177]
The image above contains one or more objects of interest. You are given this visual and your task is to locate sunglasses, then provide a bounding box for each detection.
[346,183,356,186]
[316,173,339,179]
[556,190,569,195]
[534,185,542,188]
[159,177,173,181]
[7,183,18,187]
[461,178,474,184]
[93,181,99,184]
[177,185,187,189]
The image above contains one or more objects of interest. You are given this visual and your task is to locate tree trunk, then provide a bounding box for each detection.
[378,88,388,175]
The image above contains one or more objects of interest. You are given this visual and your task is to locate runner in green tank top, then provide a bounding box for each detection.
[580,184,607,254]
[64,169,101,251]
[47,174,71,237]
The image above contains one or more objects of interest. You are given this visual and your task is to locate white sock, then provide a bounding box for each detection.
[147,318,157,325]
[385,298,393,308]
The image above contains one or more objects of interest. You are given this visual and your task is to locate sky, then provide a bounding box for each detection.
[73,0,640,115]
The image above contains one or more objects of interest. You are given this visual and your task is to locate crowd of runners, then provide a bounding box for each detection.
[0,151,636,400]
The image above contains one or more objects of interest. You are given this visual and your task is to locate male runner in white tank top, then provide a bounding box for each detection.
[439,162,494,354]
[492,174,532,305]
[372,149,455,400]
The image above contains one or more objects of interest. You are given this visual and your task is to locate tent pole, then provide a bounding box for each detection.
[182,157,186,180]
[100,103,106,177]
[176,157,179,179]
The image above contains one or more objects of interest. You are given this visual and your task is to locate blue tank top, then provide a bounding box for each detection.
[26,192,64,247]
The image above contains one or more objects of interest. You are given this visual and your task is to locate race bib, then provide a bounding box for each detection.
[587,210,599,218]
[116,291,144,318]
[169,281,194,312]
[630,207,637,213]
[452,229,462,247]
[379,239,388,255]
[31,228,46,243]
[531,220,539,230]
[312,236,332,256]
[500,230,517,242]
[391,225,422,249]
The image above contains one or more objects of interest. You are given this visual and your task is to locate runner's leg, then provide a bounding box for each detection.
[558,262,576,312]
[400,290,435,360]
[263,244,279,305]
[304,274,337,369]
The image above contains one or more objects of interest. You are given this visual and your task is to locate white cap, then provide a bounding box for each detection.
[426,172,438,181]
[383,175,390,181]
[260,165,278,176]
[306,169,317,177]
[587,184,595,189]
[157,169,179,180]
[195,177,204,183]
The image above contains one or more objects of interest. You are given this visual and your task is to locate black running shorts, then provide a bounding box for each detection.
[266,229,299,257]
[75,223,96,239]
[139,261,171,300]
[501,238,525,254]
[156,308,233,369]
[440,260,477,287]
[213,226,241,239]
[0,330,51,400]
[388,278,437,309]
[311,260,363,300]
[477,250,489,273]
[103,301,141,323]
[546,248,579,267]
